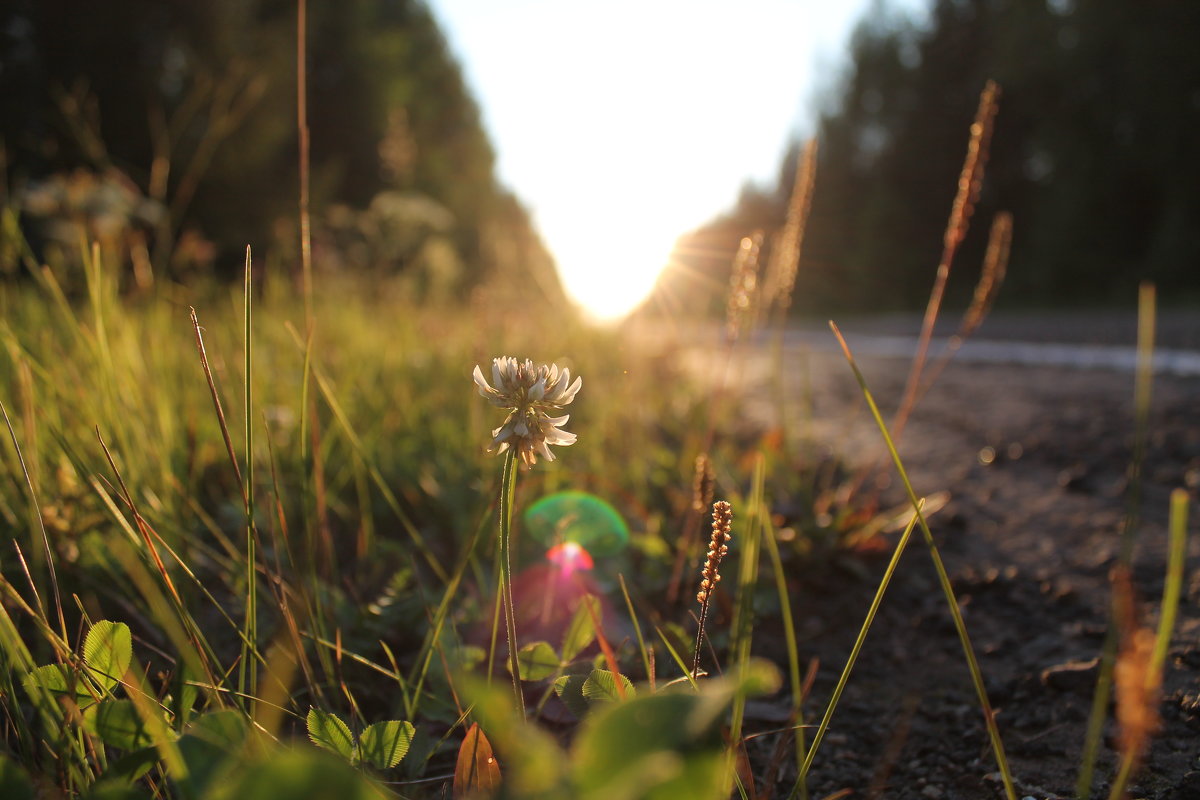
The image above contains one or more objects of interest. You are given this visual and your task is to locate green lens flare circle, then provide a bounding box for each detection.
[523,491,629,557]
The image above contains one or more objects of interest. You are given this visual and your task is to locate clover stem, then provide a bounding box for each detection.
[498,448,526,718]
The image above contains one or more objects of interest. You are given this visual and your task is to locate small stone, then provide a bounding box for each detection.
[921,786,943,799]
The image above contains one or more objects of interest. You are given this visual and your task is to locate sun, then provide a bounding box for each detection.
[547,218,677,323]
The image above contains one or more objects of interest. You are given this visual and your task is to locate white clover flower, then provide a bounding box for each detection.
[472,357,582,466]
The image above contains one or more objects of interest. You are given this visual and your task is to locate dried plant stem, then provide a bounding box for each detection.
[1,401,67,644]
[891,80,1000,445]
[189,308,247,505]
[766,138,818,316]
[297,0,314,329]
[668,237,762,607]
[667,454,715,604]
[915,211,1013,404]
[498,449,526,718]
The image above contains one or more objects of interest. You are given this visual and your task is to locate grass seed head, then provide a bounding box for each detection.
[1115,625,1160,762]
[691,453,715,513]
[697,500,733,605]
[725,233,763,342]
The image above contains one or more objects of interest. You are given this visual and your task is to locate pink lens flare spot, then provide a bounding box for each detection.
[546,541,594,573]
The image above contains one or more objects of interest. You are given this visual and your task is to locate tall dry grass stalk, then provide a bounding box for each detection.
[297,0,314,329]
[668,233,761,608]
[765,139,818,314]
[891,80,1001,444]
[915,211,1013,402]
[666,452,716,604]
[725,232,764,343]
[692,453,716,514]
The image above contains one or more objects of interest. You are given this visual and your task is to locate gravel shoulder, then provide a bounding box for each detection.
[689,316,1200,799]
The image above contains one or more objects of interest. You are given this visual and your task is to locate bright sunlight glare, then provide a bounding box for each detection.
[537,203,681,322]
[430,0,918,321]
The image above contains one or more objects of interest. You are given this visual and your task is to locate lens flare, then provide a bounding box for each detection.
[546,541,594,574]
[524,490,630,556]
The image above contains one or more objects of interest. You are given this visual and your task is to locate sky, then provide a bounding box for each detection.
[427,0,919,320]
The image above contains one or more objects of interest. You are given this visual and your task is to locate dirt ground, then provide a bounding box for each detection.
[718,316,1200,799]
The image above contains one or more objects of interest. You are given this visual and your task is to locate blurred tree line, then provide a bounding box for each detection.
[0,0,558,300]
[664,0,1200,314]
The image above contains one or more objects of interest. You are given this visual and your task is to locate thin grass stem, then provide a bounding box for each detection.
[654,625,698,690]
[829,321,1018,800]
[1106,490,1187,800]
[1,401,67,644]
[1077,283,1156,798]
[240,245,258,704]
[760,512,808,800]
[619,574,653,689]
[788,510,921,799]
[728,456,766,788]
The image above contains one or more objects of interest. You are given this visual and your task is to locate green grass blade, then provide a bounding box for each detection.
[406,506,493,720]
[788,509,921,799]
[654,625,698,690]
[761,511,807,797]
[1106,489,1188,800]
[291,335,447,582]
[1078,283,1156,798]
[728,455,765,750]
[1151,489,1188,676]
[618,574,653,688]
[828,321,1018,800]
[240,245,258,705]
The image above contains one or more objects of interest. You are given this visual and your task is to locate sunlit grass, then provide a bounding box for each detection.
[0,80,1190,799]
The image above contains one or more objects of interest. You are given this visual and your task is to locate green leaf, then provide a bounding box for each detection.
[515,641,560,681]
[84,785,154,800]
[450,644,486,672]
[572,692,725,800]
[168,665,199,729]
[204,749,384,800]
[23,663,97,705]
[581,670,635,705]
[359,720,414,769]
[553,674,590,718]
[98,746,160,785]
[84,699,155,751]
[0,754,35,800]
[306,708,356,762]
[84,621,132,693]
[175,711,249,796]
[560,595,600,662]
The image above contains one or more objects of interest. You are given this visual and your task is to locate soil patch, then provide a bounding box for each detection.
[734,340,1200,799]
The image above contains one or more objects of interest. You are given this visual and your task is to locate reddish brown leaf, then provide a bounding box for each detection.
[453,723,501,798]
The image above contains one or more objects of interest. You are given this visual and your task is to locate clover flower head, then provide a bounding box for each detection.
[472,356,582,466]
